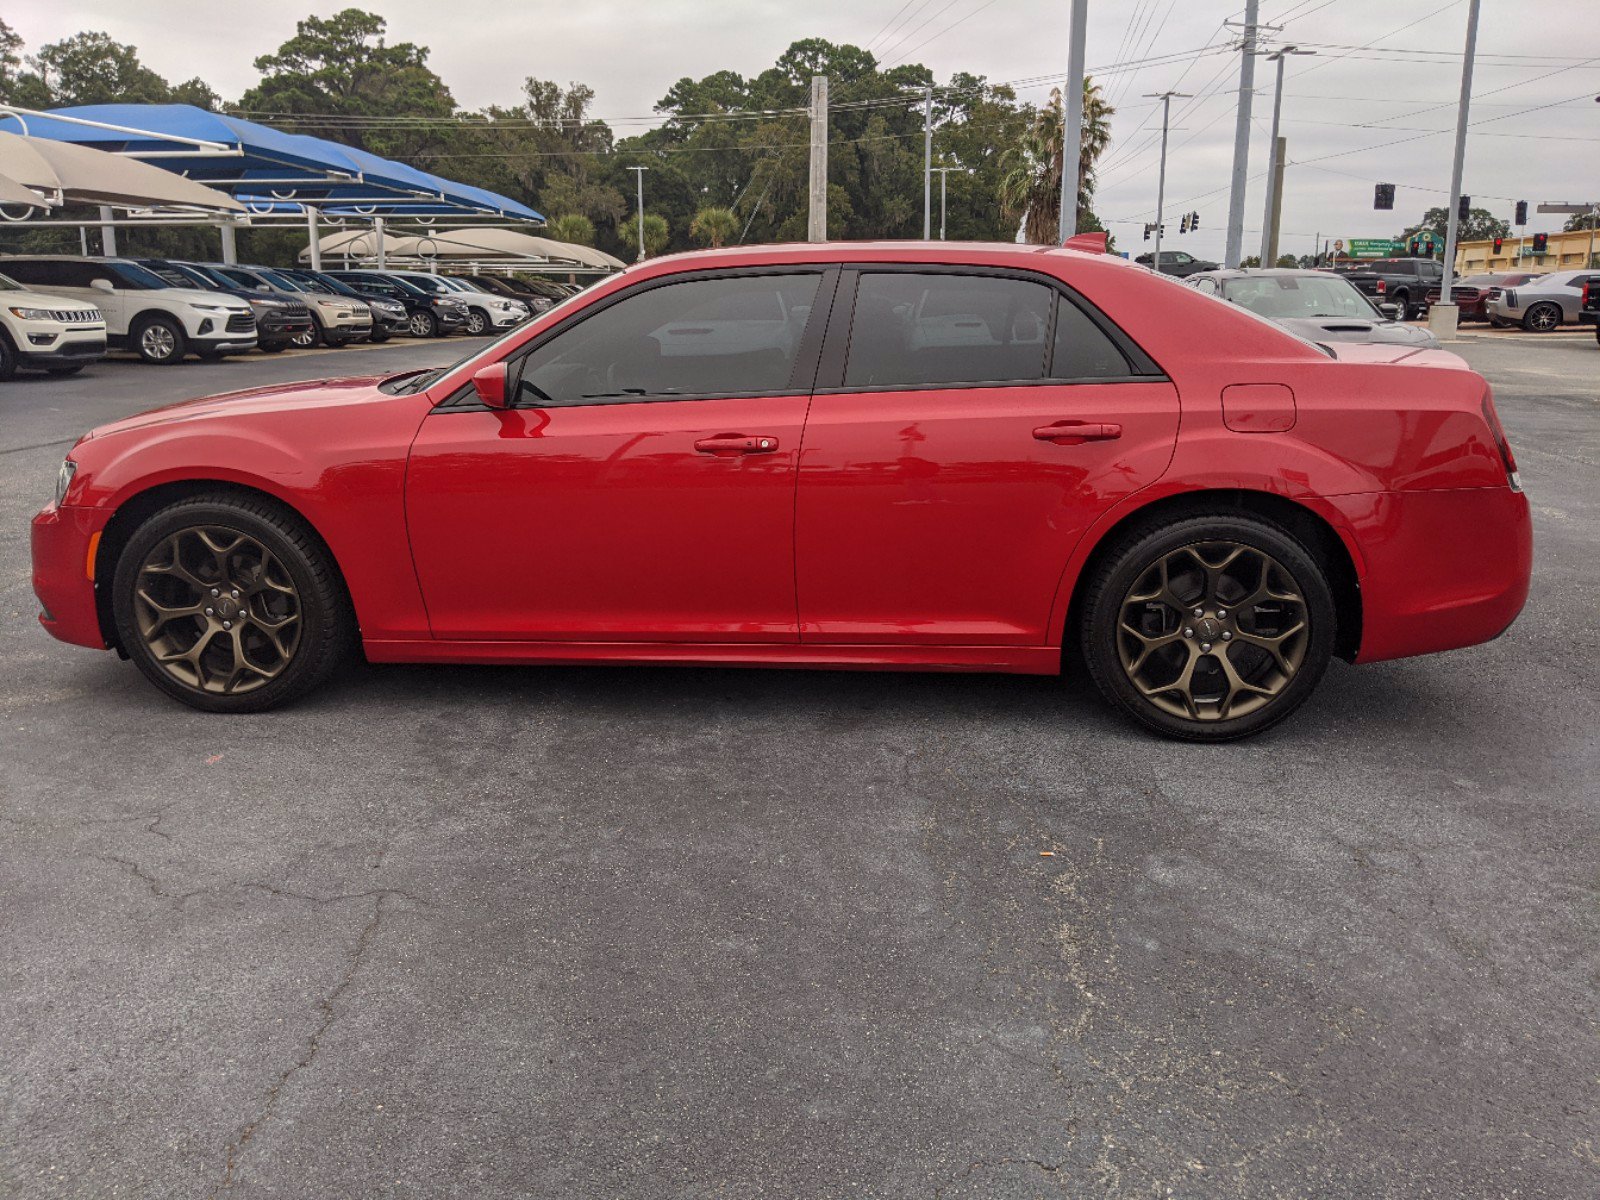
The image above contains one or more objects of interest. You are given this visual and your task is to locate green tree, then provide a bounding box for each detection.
[12,29,214,108]
[1399,206,1508,245]
[999,77,1114,244]
[619,212,670,258]
[1275,253,1299,268]
[689,206,739,248]
[545,213,596,245]
[1563,211,1598,232]
[238,9,454,158]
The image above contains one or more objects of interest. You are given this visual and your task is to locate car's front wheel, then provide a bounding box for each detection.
[111,494,352,712]
[1522,302,1561,332]
[408,310,438,338]
[1080,514,1336,741]
[134,315,186,365]
[464,308,489,335]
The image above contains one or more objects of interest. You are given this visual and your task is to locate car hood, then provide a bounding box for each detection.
[1278,315,1440,349]
[2,287,104,313]
[160,286,251,311]
[75,373,422,442]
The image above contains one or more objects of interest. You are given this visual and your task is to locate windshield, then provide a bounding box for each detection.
[250,268,300,292]
[1222,274,1379,320]
[0,273,23,291]
[146,262,218,290]
[435,277,474,292]
[396,273,452,295]
[290,270,360,298]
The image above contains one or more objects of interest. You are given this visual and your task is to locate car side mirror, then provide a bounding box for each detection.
[472,362,509,409]
[91,278,115,292]
[1377,302,1401,320]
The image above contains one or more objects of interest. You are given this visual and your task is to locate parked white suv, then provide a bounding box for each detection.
[0,256,257,364]
[0,271,107,379]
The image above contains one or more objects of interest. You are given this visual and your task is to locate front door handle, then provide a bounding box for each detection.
[694,434,780,457]
[1032,421,1123,445]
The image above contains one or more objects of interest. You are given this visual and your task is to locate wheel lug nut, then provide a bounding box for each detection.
[205,607,214,615]
[231,589,239,598]
[210,588,219,596]
[223,621,231,630]
[1200,643,1211,652]
[1183,627,1193,638]
[1217,609,1227,618]
[1222,631,1232,640]
[1193,608,1203,618]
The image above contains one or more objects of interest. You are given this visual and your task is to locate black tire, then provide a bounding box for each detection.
[258,341,289,354]
[369,327,391,344]
[133,314,187,365]
[464,307,490,336]
[0,331,18,381]
[1389,290,1411,320]
[1522,302,1561,332]
[324,333,350,348]
[46,364,86,375]
[111,493,354,713]
[1593,325,1599,346]
[290,322,321,350]
[407,310,439,338]
[1079,513,1337,742]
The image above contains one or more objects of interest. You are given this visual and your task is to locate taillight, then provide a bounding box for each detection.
[1376,280,1386,294]
[1504,289,1518,308]
[1481,391,1520,491]
[1585,280,1592,306]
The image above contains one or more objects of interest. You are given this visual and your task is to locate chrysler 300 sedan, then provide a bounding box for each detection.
[31,242,1532,741]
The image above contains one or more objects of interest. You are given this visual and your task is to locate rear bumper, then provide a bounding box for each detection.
[31,503,110,650]
[1329,487,1533,664]
[1578,311,1597,327]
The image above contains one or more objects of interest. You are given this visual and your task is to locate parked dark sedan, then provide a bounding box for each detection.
[327,270,468,338]
[1184,268,1440,349]
[276,267,408,343]
[1135,249,1220,277]
[135,259,312,353]
[459,274,556,313]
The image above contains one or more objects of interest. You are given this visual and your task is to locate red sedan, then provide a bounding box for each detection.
[31,242,1531,740]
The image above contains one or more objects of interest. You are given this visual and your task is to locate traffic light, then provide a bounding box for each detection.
[1143,223,1152,241]
[1374,183,1395,210]
[1190,210,1200,230]
[1458,194,1471,220]
[1409,238,1421,256]
[1514,200,1528,226]
[1532,232,1548,253]
[1493,236,1504,253]
[1179,213,1190,234]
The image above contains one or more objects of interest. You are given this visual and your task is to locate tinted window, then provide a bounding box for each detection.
[1051,299,1132,378]
[514,272,821,404]
[845,272,1052,388]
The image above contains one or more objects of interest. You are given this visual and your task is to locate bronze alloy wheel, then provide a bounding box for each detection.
[133,525,302,694]
[1115,540,1310,723]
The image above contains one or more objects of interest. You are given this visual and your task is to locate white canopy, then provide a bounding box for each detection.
[300,225,623,270]
[0,130,242,212]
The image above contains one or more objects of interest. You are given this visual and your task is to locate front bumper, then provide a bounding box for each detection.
[258,313,315,341]
[18,333,107,367]
[32,502,110,650]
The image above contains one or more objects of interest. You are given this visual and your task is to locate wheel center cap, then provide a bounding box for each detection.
[1195,616,1222,642]
[214,596,241,621]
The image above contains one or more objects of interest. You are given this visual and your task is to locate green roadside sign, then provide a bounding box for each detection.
[1346,238,1405,258]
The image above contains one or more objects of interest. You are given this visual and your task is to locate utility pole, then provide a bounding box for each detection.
[809,76,829,242]
[1224,0,1263,268]
[626,166,648,260]
[1266,136,1287,264]
[1146,91,1189,274]
[1058,0,1089,244]
[1258,46,1313,266]
[1434,0,1481,338]
[922,85,933,239]
[932,167,962,239]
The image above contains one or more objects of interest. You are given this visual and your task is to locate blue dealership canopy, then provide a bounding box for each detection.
[0,104,541,221]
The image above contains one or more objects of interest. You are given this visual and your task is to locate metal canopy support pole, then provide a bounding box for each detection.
[923,85,933,239]
[220,222,238,265]
[307,207,322,272]
[808,76,829,242]
[1433,0,1481,340]
[940,169,949,240]
[1224,0,1260,268]
[1152,94,1172,272]
[627,166,648,259]
[375,216,387,268]
[1058,0,1088,244]
[97,206,117,257]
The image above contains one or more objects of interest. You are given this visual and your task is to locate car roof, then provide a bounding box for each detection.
[1184,268,1336,280]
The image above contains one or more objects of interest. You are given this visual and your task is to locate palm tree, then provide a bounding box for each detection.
[690,206,740,249]
[620,212,670,259]
[999,77,1114,245]
[545,213,596,246]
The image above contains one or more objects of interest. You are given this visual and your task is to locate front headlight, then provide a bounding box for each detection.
[55,459,76,505]
[190,303,228,312]
[9,306,58,320]
[248,297,283,309]
[316,299,354,312]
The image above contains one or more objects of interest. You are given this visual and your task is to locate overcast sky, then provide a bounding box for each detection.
[9,0,1599,257]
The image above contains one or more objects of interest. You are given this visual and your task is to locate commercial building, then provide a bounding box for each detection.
[1453,225,1598,274]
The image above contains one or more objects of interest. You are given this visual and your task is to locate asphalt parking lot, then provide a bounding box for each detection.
[2,329,1596,1198]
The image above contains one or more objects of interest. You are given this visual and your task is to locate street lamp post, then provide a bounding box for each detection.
[1258,46,1314,266]
[931,167,963,239]
[1145,91,1190,274]
[626,166,649,261]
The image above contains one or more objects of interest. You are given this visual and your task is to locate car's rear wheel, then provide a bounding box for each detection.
[369,326,391,343]
[1522,302,1561,332]
[464,308,489,335]
[258,341,288,354]
[290,323,320,349]
[1080,515,1336,741]
[0,331,17,381]
[112,495,352,713]
[408,310,438,338]
[134,315,186,365]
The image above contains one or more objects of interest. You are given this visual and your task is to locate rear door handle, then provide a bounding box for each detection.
[1033,421,1123,445]
[694,434,781,456]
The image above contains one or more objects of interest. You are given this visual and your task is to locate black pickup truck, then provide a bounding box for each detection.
[1333,257,1443,320]
[1580,275,1600,345]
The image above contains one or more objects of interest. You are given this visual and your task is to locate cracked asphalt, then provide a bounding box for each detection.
[2,330,1596,1198]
